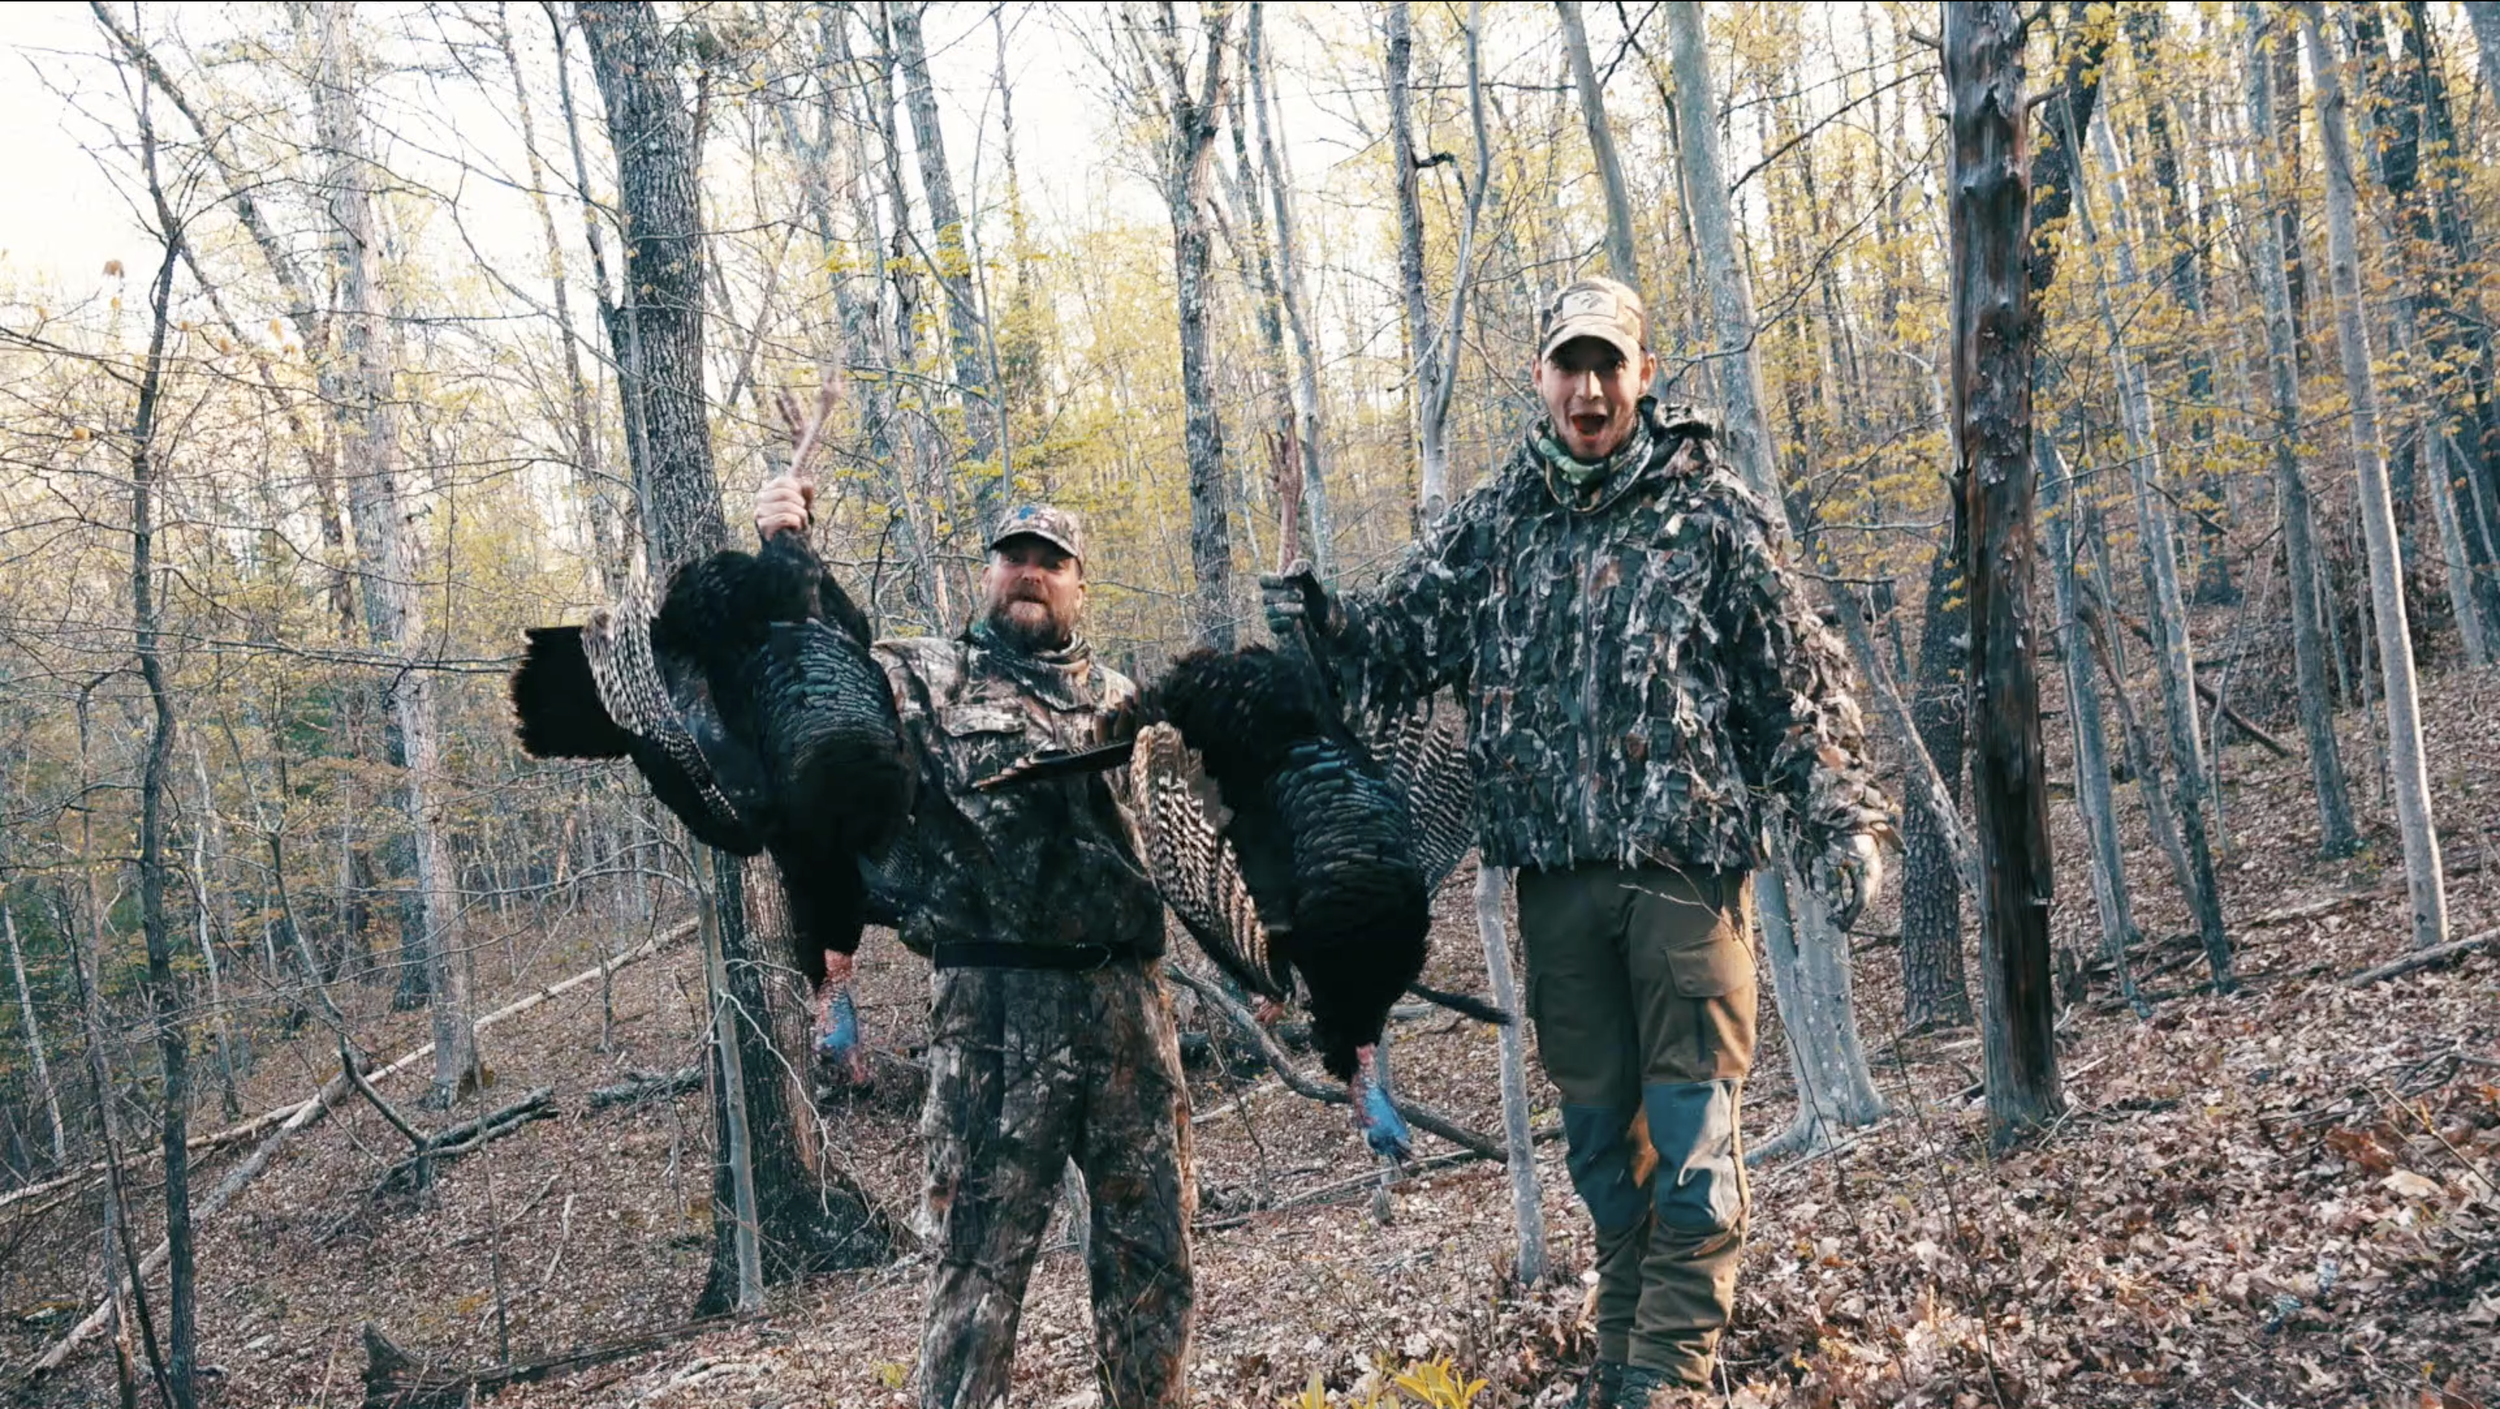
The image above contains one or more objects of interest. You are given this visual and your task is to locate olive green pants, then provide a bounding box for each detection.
[1517,863,1757,1387]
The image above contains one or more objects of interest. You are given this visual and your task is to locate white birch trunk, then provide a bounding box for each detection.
[1473,864,1546,1284]
[2298,3,2451,951]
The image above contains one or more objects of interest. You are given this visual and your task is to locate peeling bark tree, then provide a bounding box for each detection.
[1947,0,2062,1146]
[2297,2,2451,953]
[1665,0,1883,1157]
[2243,6,2361,858]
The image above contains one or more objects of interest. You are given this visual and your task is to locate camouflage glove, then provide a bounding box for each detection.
[1815,831,1885,933]
[1258,560,1336,640]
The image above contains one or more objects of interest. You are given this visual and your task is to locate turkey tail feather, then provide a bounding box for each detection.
[974,738,1137,791]
[511,627,633,759]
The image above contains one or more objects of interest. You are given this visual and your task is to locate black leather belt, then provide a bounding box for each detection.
[931,942,1136,972]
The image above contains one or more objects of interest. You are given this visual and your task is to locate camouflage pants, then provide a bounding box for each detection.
[919,960,1196,1409]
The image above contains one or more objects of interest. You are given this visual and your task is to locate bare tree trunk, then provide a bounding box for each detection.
[1143,3,1237,648]
[578,0,889,1310]
[6,907,66,1165]
[1664,0,1881,1156]
[1945,1,2063,1147]
[890,1,1005,524]
[2076,112,2233,990]
[1248,3,1333,575]
[1898,543,1973,1031]
[2432,434,2492,665]
[310,2,478,1103]
[126,115,195,1404]
[2242,5,2363,857]
[1557,0,1640,291]
[1389,2,1492,523]
[1473,865,1545,1284]
[2039,436,2147,1016]
[2298,1,2451,952]
[493,3,622,598]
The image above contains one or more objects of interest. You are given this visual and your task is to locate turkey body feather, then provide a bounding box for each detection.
[508,534,911,987]
[1091,646,1496,1084]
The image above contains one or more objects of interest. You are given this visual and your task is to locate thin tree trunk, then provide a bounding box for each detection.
[2472,3,2500,103]
[1898,542,1973,1031]
[310,4,479,1100]
[1664,0,1881,1156]
[1248,2,1333,575]
[2075,112,2233,989]
[1384,3,1437,519]
[2433,434,2492,665]
[1145,3,1236,648]
[2039,436,2147,1017]
[2298,2,2451,952]
[889,1,1006,524]
[6,907,66,1165]
[2242,4,2363,856]
[1945,1,2063,1147]
[1473,865,1545,1285]
[1557,0,1640,291]
[578,0,890,1311]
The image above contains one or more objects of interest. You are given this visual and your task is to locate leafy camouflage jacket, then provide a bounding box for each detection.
[873,623,1164,958]
[1324,403,1886,874]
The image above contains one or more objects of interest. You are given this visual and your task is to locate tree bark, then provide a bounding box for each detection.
[1898,543,1972,1031]
[1474,865,1546,1285]
[1388,2,1491,523]
[577,0,888,1309]
[889,2,1006,526]
[1145,2,1237,648]
[2038,436,2146,1016]
[2472,2,2500,104]
[309,2,479,1102]
[1664,0,1882,1155]
[2241,5,2363,857]
[2075,112,2233,989]
[2297,2,2451,952]
[1945,1,2063,1147]
[1557,0,1640,292]
[2432,434,2492,665]
[1247,3,1334,575]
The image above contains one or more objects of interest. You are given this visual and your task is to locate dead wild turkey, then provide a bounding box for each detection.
[982,644,1498,1160]
[509,529,910,1083]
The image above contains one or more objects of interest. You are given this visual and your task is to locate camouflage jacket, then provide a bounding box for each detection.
[873,623,1164,958]
[1325,403,1886,874]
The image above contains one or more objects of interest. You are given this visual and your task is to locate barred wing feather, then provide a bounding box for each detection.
[1130,722,1293,1001]
[1368,706,1475,890]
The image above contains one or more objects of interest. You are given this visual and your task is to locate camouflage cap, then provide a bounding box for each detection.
[1539,275,1647,364]
[988,504,1086,564]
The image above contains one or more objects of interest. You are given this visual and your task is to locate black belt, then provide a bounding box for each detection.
[931,942,1137,972]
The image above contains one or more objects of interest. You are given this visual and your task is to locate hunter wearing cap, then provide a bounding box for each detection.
[755,483,1191,1409]
[1263,276,1890,1406]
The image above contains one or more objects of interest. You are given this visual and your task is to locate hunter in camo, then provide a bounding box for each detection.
[1266,275,1888,1404]
[748,473,1194,1409]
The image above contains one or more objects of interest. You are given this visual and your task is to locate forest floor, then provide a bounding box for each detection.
[6,662,2499,1409]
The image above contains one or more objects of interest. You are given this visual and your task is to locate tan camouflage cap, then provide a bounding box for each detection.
[1538,275,1647,364]
[987,504,1086,564]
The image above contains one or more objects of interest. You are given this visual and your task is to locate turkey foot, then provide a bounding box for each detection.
[813,952,870,1091]
[1348,1042,1413,1163]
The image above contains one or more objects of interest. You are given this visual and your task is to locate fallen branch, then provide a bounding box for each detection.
[586,1066,704,1111]
[22,925,689,1379]
[360,1315,733,1409]
[0,1103,295,1214]
[2099,596,2294,757]
[374,1089,559,1199]
[1196,1124,1564,1232]
[1165,966,1502,1160]
[2246,893,2373,929]
[2345,929,2500,988]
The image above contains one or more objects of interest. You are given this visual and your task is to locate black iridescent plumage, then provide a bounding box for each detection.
[509,534,911,987]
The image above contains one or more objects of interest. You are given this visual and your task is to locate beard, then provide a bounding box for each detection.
[983,593,1076,652]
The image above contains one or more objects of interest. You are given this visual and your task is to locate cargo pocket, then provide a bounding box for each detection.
[1663,937,1751,998]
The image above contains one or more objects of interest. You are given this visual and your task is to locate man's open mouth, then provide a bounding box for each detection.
[1571,414,1609,438]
